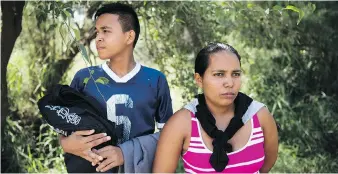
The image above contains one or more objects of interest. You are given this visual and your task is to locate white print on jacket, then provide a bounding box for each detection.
[45,105,81,125]
[106,94,133,144]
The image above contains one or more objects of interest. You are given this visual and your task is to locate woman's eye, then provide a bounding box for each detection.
[214,73,224,77]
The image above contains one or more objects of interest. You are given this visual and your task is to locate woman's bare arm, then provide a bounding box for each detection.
[153,109,191,173]
[258,107,279,173]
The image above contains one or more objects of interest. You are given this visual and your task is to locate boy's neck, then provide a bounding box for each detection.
[108,50,136,78]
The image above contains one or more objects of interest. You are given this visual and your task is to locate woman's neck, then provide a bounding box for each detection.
[205,97,235,119]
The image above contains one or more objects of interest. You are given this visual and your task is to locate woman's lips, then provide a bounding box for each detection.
[220,92,235,99]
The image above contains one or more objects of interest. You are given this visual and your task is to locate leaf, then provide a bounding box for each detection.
[48,3,53,10]
[61,11,67,20]
[55,7,60,17]
[285,5,300,13]
[284,5,304,25]
[65,8,74,17]
[95,77,110,85]
[79,44,89,63]
[47,24,58,32]
[63,10,71,18]
[297,9,305,25]
[312,3,316,12]
[73,28,80,40]
[41,86,46,92]
[265,8,270,15]
[247,3,254,8]
[175,18,185,24]
[83,77,89,84]
[59,23,68,46]
[273,5,283,11]
[90,70,94,74]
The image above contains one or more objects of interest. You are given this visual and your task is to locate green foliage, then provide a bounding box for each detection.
[2,116,66,173]
[3,1,94,172]
[272,143,338,172]
[235,2,338,172]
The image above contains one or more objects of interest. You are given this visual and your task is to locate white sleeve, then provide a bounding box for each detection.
[242,100,266,124]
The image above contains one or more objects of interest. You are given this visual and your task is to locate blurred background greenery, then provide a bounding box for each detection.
[1,1,337,173]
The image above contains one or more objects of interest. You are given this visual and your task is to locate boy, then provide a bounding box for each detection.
[59,2,173,172]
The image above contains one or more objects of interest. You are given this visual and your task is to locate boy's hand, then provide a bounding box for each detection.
[59,130,110,163]
[93,145,124,172]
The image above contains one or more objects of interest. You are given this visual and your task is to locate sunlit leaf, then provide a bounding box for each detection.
[73,28,80,40]
[284,5,304,25]
[83,77,89,84]
[79,44,89,63]
[265,8,270,15]
[247,3,254,8]
[95,77,109,85]
[63,10,71,18]
[285,5,300,13]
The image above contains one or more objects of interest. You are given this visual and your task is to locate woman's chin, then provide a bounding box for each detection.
[218,98,235,107]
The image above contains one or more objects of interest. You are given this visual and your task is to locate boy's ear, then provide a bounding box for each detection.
[126,30,135,45]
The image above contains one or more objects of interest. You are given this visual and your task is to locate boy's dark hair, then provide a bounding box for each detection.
[95,2,140,48]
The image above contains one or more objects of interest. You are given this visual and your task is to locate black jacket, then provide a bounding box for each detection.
[38,84,118,173]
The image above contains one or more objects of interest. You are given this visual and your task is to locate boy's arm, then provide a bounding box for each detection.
[155,74,173,130]
[118,132,160,173]
[69,69,85,91]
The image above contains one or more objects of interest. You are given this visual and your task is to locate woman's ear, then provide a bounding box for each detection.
[194,73,203,89]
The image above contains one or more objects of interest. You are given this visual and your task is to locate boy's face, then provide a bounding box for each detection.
[95,13,133,60]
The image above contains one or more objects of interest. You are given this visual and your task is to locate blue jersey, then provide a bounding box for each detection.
[70,63,173,144]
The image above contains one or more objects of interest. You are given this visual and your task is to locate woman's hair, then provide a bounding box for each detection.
[195,43,241,77]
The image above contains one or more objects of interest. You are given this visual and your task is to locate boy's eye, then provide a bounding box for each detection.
[232,72,241,77]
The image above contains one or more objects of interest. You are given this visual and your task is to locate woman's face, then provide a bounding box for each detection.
[195,50,242,107]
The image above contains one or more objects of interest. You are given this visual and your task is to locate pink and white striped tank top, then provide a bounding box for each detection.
[183,100,265,173]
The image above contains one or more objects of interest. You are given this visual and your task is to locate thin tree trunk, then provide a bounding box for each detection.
[1,1,25,173]
[1,0,25,136]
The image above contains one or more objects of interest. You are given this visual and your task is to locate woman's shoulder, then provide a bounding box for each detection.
[162,108,192,134]
[255,103,275,129]
[168,108,192,125]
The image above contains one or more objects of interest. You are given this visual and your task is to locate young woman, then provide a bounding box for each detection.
[153,43,278,173]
